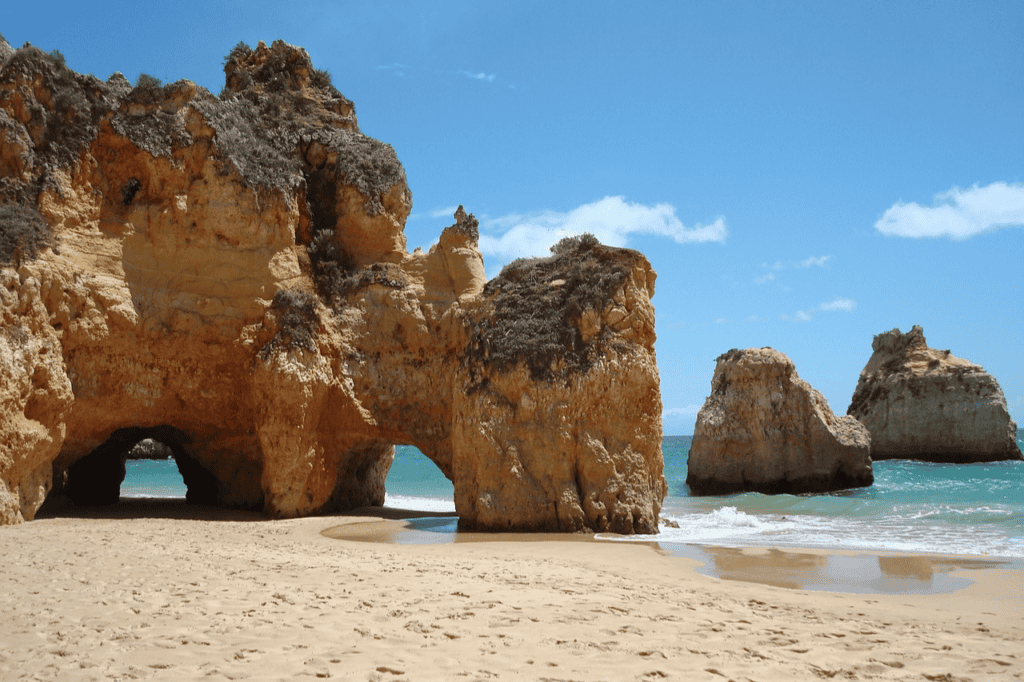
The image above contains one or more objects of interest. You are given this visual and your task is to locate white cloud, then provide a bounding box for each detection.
[714,317,728,325]
[875,181,1024,240]
[800,255,832,268]
[664,405,703,418]
[478,195,727,265]
[780,309,814,322]
[781,297,856,322]
[376,63,410,78]
[818,297,856,313]
[756,255,831,283]
[429,205,461,219]
[460,70,496,83]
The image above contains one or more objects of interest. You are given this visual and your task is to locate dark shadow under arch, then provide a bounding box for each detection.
[60,425,219,506]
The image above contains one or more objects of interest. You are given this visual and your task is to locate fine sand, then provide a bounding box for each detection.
[1,500,1021,681]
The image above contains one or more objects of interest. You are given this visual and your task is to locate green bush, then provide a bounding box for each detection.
[259,289,319,358]
[550,232,599,256]
[47,48,66,68]
[223,41,253,68]
[127,72,165,105]
[0,204,53,265]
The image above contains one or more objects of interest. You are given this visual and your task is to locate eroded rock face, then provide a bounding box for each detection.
[454,241,665,532]
[688,348,873,495]
[0,38,665,531]
[847,326,1022,463]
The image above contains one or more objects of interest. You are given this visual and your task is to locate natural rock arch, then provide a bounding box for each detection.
[0,38,666,532]
[57,426,218,506]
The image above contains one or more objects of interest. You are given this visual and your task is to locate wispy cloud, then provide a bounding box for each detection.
[800,255,832,268]
[781,309,814,322]
[429,205,461,219]
[781,297,857,322]
[377,63,507,86]
[755,255,831,283]
[376,63,410,78]
[664,405,703,418]
[875,181,1024,240]
[459,70,496,83]
[478,196,727,266]
[818,297,856,312]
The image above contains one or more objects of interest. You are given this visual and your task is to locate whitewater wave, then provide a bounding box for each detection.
[384,493,456,514]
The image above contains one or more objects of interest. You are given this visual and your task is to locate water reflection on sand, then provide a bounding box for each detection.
[323,513,1021,596]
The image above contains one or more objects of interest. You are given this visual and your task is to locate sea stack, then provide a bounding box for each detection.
[847,326,1022,462]
[688,348,873,495]
[0,38,666,531]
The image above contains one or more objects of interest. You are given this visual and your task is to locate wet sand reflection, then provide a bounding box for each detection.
[324,512,1022,595]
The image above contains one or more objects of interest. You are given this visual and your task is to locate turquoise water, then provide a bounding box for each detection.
[122,431,1024,559]
[646,435,1024,558]
[120,458,187,498]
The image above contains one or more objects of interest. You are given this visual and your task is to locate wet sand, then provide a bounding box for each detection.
[1,499,1020,680]
[326,512,1024,595]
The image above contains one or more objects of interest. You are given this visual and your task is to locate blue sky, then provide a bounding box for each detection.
[5,1,1022,434]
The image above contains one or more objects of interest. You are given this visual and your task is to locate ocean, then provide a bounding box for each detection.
[122,431,1024,560]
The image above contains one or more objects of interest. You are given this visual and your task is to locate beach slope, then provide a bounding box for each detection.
[1,509,1020,681]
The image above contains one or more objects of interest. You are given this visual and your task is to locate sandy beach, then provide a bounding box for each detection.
[2,501,1021,681]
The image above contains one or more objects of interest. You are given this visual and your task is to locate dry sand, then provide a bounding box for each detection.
[1,501,1021,681]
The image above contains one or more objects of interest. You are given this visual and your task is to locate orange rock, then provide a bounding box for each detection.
[689,348,873,495]
[0,38,664,531]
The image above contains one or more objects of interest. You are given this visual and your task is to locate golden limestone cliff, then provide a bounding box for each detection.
[848,326,1022,463]
[688,348,873,495]
[0,39,665,531]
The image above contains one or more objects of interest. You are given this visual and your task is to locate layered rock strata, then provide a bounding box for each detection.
[848,326,1022,462]
[688,348,873,495]
[0,38,665,531]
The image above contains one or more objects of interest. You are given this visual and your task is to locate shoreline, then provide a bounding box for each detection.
[6,501,1022,680]
[323,511,1024,597]
[40,497,1024,595]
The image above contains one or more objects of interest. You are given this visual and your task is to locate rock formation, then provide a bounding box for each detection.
[0,38,665,531]
[847,326,1022,462]
[687,348,873,495]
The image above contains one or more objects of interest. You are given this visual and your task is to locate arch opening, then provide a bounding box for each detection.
[59,426,219,507]
[121,439,186,498]
[383,445,455,514]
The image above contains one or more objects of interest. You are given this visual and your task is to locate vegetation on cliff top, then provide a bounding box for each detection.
[0,43,109,182]
[1,37,411,322]
[0,38,406,208]
[466,234,631,384]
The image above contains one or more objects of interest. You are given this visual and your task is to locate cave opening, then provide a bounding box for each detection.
[121,439,187,498]
[59,425,219,507]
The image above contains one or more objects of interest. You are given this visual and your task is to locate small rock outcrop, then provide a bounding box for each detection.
[688,348,873,495]
[0,38,665,531]
[848,326,1022,462]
